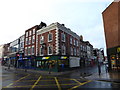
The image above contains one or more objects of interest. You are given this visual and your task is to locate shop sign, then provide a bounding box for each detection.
[61,56,67,59]
[111,60,115,65]
[42,57,50,60]
[117,47,120,53]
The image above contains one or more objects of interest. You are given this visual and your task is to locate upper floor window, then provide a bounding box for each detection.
[61,33,65,42]
[76,40,79,46]
[25,47,27,56]
[77,49,79,56]
[71,47,73,55]
[32,35,35,44]
[29,37,31,44]
[70,37,72,44]
[28,46,31,55]
[29,30,32,36]
[48,45,53,55]
[26,32,28,37]
[61,45,66,55]
[74,48,76,56]
[33,28,35,34]
[48,33,52,42]
[40,36,44,44]
[32,46,34,55]
[74,39,76,46]
[40,46,44,56]
[25,38,28,45]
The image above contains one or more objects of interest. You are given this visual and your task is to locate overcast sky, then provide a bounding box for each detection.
[0,0,114,55]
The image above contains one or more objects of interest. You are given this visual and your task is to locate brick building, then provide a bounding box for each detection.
[36,22,80,71]
[102,0,120,70]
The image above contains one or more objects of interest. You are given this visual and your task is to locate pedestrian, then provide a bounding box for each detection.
[105,64,108,73]
[49,63,52,74]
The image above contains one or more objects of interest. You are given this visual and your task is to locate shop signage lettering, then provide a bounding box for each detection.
[42,57,50,60]
[61,56,67,59]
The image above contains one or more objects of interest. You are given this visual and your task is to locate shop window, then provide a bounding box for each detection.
[48,33,52,42]
[40,36,44,44]
[61,33,65,42]
[48,45,53,55]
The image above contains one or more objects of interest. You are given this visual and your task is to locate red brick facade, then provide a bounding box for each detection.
[37,29,56,56]
[24,25,38,56]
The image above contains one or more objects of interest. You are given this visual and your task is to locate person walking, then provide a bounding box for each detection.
[49,63,52,74]
[105,64,108,73]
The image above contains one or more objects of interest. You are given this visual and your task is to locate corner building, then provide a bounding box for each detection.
[36,22,80,72]
[102,0,120,71]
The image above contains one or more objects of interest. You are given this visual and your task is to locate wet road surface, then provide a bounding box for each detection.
[2,66,120,89]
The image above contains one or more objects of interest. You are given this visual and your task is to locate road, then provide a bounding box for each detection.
[2,65,120,89]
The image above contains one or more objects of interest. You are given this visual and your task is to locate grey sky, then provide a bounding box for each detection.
[0,0,114,55]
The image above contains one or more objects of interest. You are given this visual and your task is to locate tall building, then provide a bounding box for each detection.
[102,0,120,70]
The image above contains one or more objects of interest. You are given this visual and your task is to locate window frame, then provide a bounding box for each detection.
[48,45,53,55]
[48,33,53,42]
[40,36,44,44]
[61,33,65,42]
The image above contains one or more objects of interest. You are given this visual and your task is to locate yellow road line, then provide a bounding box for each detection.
[72,79,83,85]
[4,74,30,88]
[30,75,42,90]
[54,77,61,90]
[68,80,92,90]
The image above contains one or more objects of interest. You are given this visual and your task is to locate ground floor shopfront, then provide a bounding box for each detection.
[36,55,80,72]
[107,46,120,71]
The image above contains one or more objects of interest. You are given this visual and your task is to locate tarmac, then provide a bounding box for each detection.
[2,65,120,84]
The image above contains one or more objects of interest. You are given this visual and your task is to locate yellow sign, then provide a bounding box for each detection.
[117,47,120,53]
[42,57,50,59]
[61,56,67,59]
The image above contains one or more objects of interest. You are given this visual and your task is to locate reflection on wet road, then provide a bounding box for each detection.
[2,66,120,89]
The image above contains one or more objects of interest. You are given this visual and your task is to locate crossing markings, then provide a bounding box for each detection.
[3,74,30,88]
[30,75,42,90]
[54,77,61,90]
[68,80,92,90]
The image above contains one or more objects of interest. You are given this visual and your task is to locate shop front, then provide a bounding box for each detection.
[23,56,36,69]
[107,46,120,71]
[36,55,69,72]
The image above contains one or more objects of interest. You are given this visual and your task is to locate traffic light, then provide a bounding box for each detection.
[93,50,97,56]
